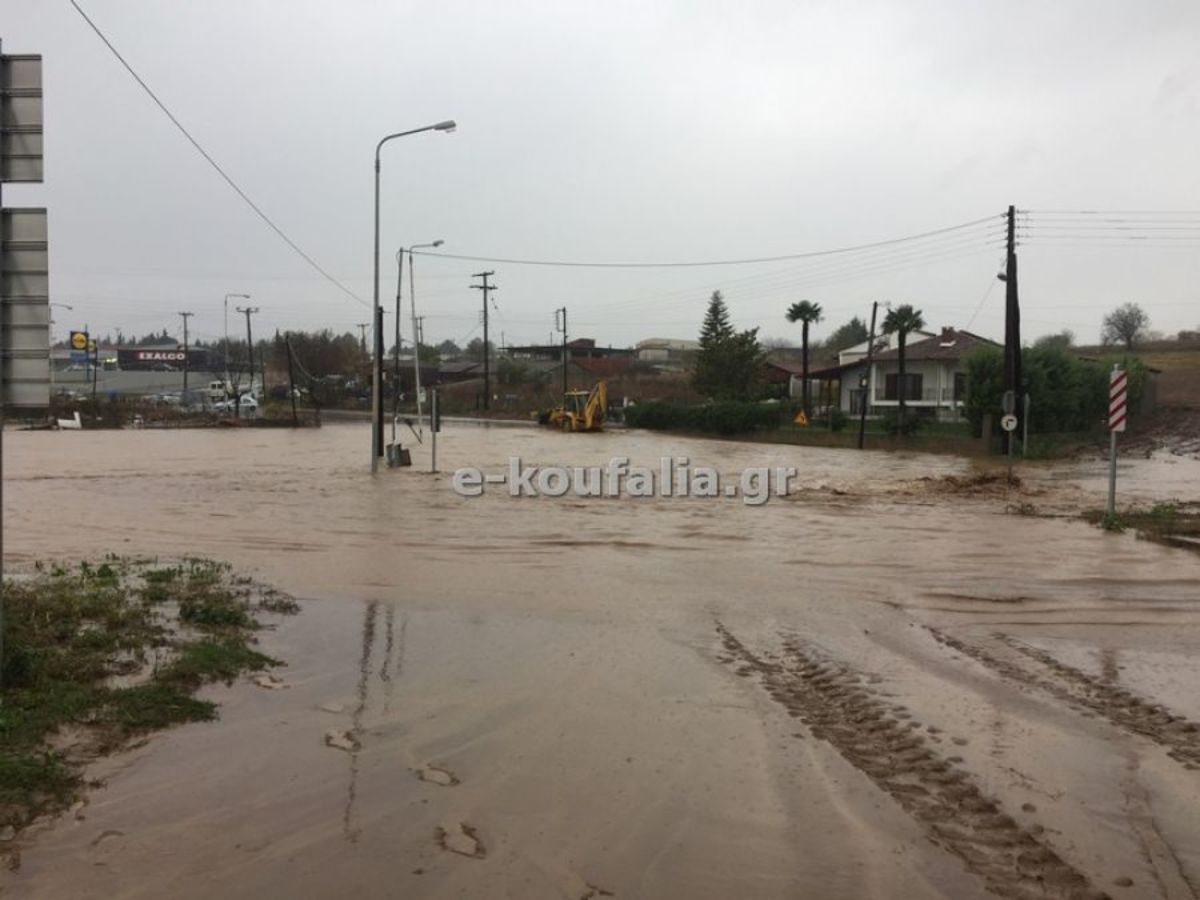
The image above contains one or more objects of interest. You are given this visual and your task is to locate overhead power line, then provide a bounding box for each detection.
[411,214,1004,269]
[67,0,367,309]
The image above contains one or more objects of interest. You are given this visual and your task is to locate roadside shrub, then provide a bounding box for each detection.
[624,400,781,435]
[963,345,1148,438]
[880,410,923,436]
[963,347,1004,436]
[829,408,848,432]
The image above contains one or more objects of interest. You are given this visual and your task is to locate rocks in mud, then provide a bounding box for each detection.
[436,822,485,858]
[414,764,459,787]
[323,729,360,752]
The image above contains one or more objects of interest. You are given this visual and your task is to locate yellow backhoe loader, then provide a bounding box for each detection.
[536,381,607,432]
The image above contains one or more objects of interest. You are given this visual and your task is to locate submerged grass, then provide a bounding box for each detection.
[0,557,298,836]
[1084,502,1200,549]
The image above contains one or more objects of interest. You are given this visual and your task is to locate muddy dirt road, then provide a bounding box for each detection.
[3,424,1199,898]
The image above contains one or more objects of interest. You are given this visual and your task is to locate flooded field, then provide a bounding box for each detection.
[3,423,1200,899]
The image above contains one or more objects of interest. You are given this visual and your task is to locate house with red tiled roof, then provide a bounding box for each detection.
[809,327,999,421]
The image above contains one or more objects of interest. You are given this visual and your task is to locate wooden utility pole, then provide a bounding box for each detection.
[236,305,260,403]
[285,335,299,427]
[555,307,568,397]
[857,301,879,450]
[356,322,370,357]
[471,272,496,410]
[1002,205,1022,450]
[178,311,193,397]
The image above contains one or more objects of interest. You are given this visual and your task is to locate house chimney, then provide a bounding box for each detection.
[941,326,954,340]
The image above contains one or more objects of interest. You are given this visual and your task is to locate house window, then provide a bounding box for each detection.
[953,372,965,403]
[884,373,923,400]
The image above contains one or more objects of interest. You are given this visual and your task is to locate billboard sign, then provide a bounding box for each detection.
[117,347,210,371]
[0,54,43,183]
[1,207,49,407]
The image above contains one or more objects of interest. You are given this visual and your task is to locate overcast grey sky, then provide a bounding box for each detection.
[5,0,1200,350]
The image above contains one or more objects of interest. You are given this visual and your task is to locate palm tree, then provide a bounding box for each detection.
[785,300,823,417]
[881,304,925,423]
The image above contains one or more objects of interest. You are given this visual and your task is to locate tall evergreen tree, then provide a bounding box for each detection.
[693,291,764,400]
[699,290,733,347]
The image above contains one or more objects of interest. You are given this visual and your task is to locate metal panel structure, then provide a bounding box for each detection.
[0,54,44,183]
[1,208,49,408]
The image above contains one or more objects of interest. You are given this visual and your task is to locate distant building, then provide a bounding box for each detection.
[505,337,633,364]
[634,338,699,370]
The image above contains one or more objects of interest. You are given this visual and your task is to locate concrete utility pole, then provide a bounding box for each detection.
[178,311,193,397]
[857,301,880,450]
[555,306,568,397]
[471,271,496,410]
[223,293,249,379]
[237,305,260,400]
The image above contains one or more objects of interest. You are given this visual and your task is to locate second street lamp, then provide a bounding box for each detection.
[393,240,443,448]
[371,120,456,473]
[405,240,442,436]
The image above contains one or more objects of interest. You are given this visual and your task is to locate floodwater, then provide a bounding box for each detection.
[3,423,1200,899]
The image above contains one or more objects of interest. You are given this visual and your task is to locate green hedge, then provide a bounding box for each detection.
[963,345,1147,437]
[624,400,783,435]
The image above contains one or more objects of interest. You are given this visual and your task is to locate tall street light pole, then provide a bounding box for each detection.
[372,120,456,473]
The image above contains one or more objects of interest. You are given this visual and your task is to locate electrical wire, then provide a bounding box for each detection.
[567,223,1004,316]
[410,214,1004,269]
[67,0,368,309]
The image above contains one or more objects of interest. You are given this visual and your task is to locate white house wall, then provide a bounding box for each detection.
[840,359,965,420]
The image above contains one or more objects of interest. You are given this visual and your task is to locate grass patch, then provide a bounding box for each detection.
[96,683,216,731]
[0,558,298,835]
[164,641,279,687]
[1084,503,1200,548]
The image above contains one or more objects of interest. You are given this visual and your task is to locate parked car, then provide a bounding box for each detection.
[213,395,259,413]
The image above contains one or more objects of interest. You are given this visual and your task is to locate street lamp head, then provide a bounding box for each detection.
[432,240,444,248]
[434,120,457,132]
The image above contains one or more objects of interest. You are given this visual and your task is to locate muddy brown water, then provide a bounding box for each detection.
[3,424,1200,899]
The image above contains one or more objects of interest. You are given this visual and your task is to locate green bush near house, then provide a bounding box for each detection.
[963,345,1147,438]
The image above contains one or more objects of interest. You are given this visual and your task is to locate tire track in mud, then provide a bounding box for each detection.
[714,621,1109,900]
[929,629,1200,770]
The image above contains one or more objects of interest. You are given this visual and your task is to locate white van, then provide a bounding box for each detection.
[206,380,232,403]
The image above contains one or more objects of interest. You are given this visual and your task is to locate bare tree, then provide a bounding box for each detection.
[1101,303,1149,351]
[1033,329,1074,350]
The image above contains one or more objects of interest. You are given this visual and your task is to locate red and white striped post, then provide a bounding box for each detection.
[1107,365,1128,517]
